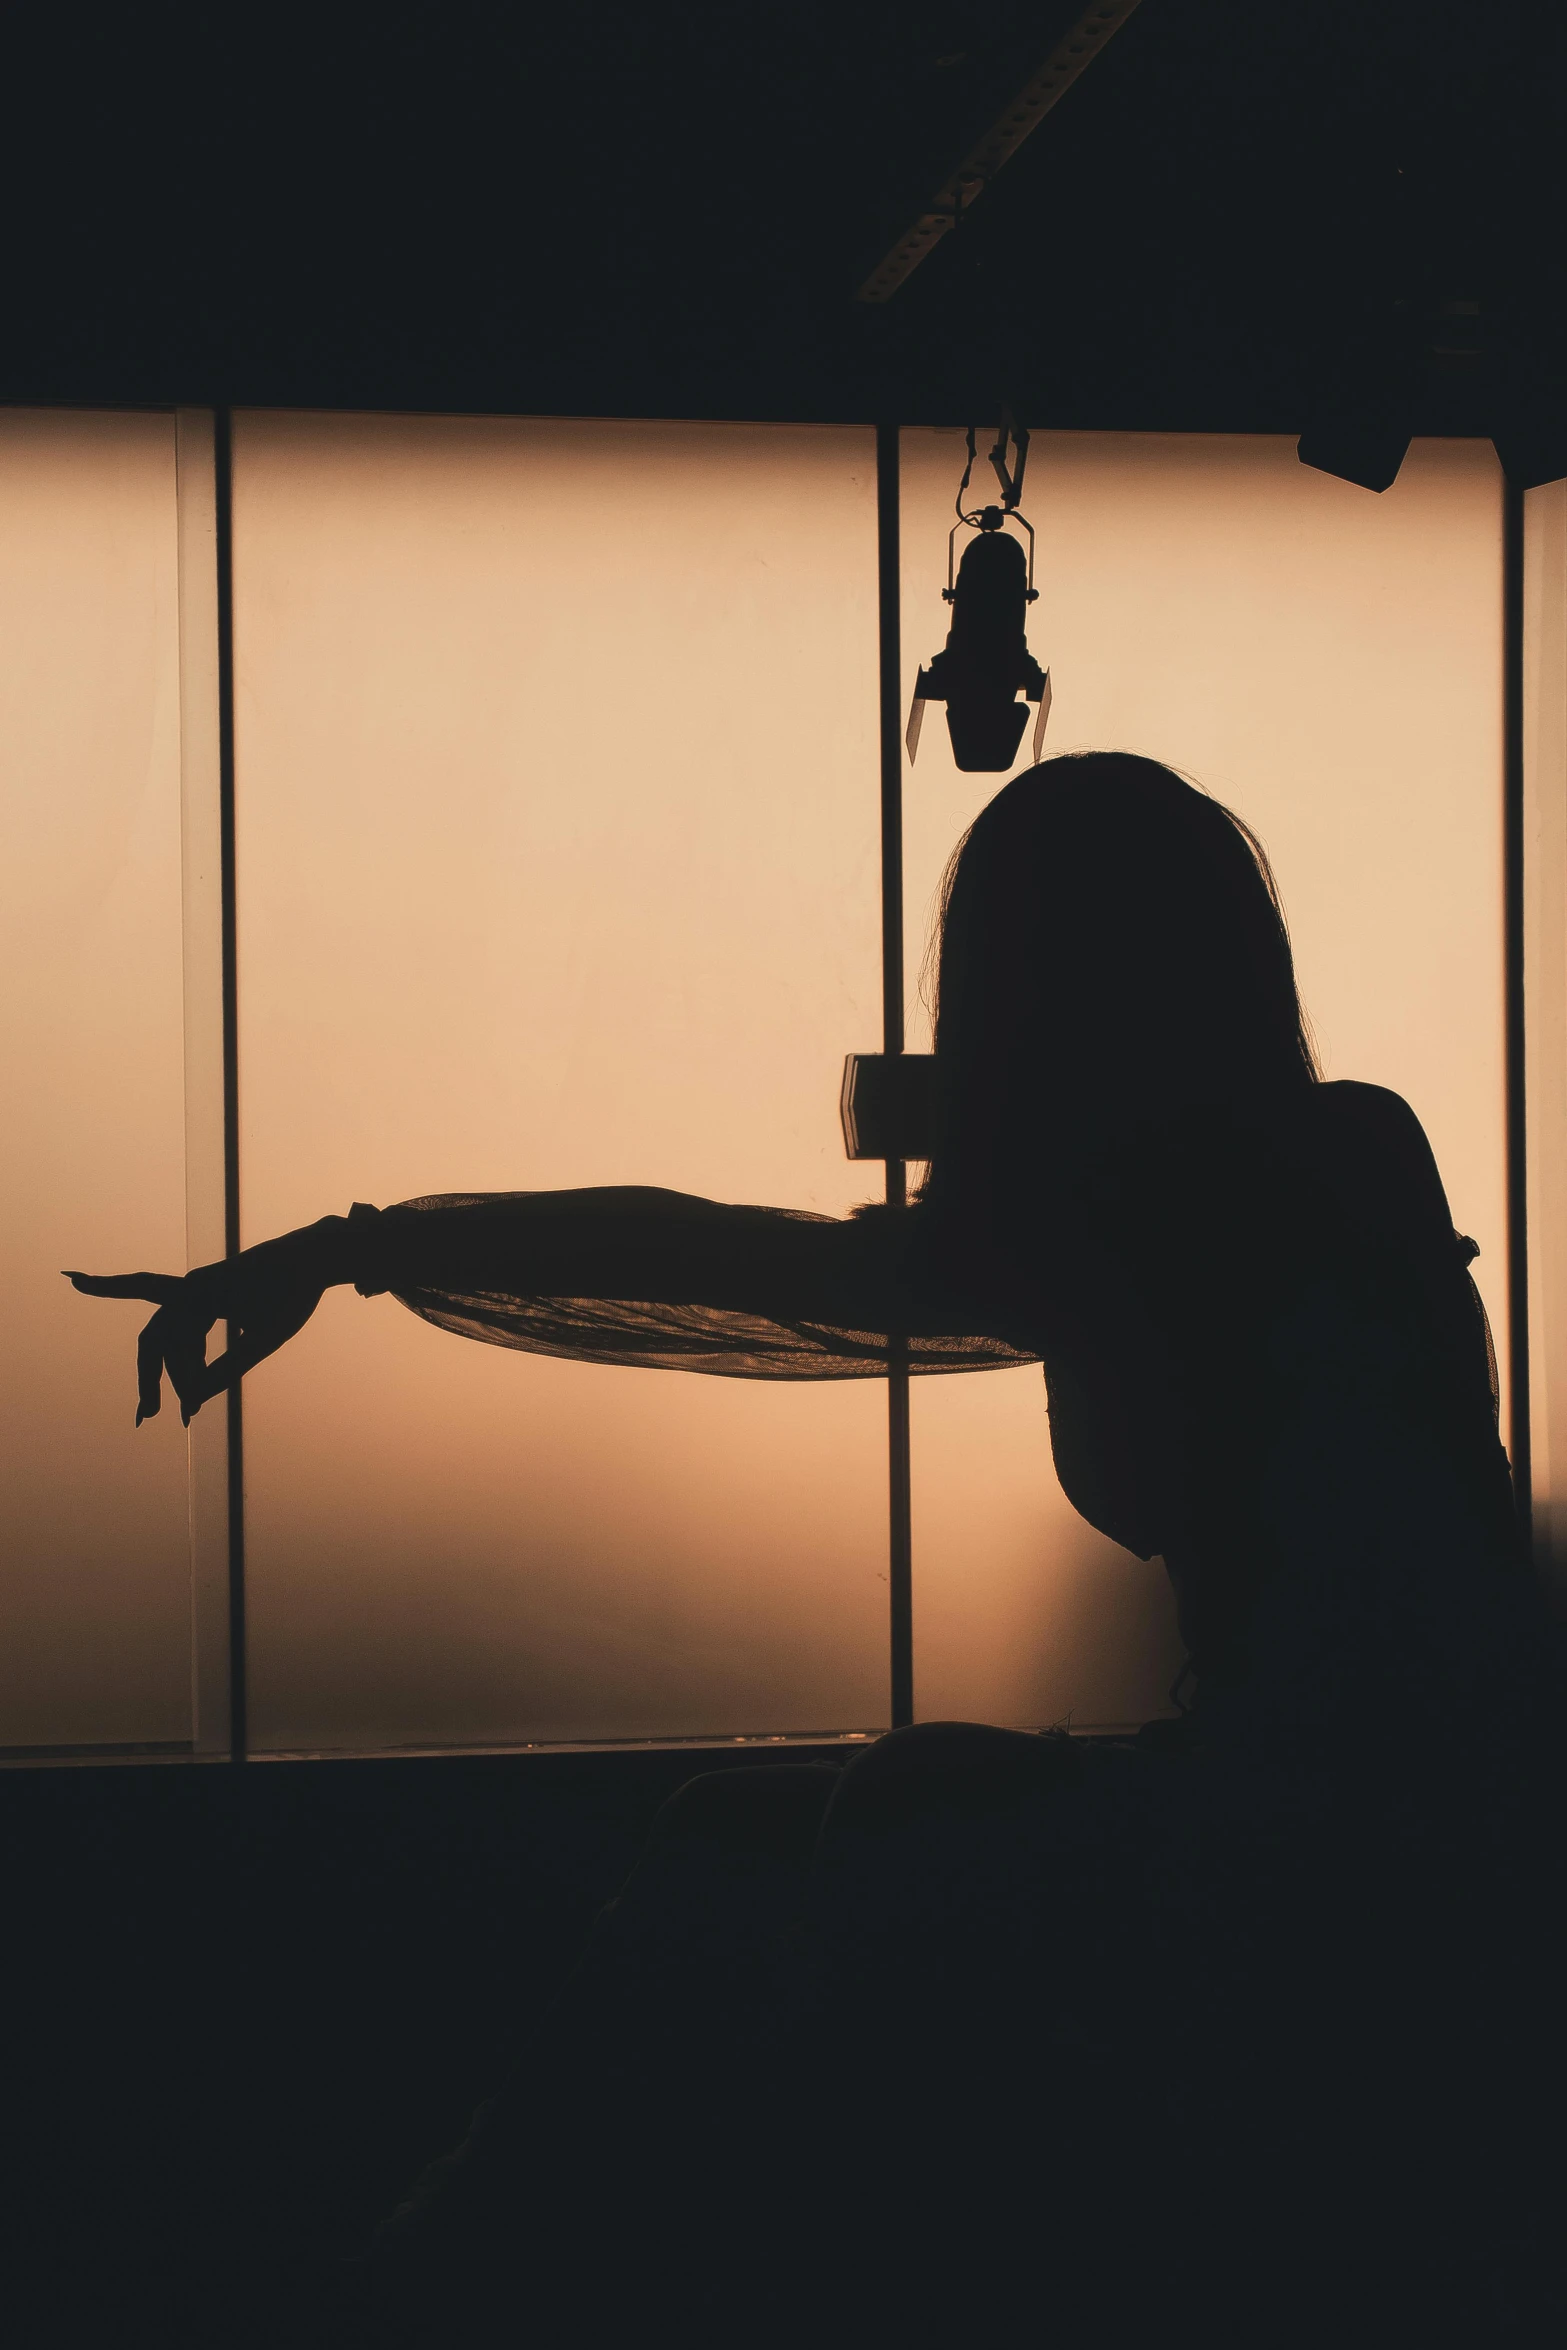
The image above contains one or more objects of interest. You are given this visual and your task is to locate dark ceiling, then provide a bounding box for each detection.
[5,0,1563,434]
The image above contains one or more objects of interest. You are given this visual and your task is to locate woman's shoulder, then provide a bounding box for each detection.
[1289,1080,1440,1176]
[1276,1081,1460,1263]
[1302,1078,1433,1147]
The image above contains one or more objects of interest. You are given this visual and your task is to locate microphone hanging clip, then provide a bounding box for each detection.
[907,414,1051,774]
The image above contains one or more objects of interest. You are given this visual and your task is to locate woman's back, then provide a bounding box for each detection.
[1022,1080,1531,1754]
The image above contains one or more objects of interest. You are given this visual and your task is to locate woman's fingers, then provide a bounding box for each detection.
[135,1310,170,1425]
[173,1285,327,1418]
[138,1305,252,1426]
[66,1274,213,1424]
[162,1313,216,1426]
[67,1262,325,1425]
[65,1271,189,1306]
[195,1315,309,1408]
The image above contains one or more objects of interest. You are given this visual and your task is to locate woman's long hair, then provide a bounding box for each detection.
[922,752,1318,1217]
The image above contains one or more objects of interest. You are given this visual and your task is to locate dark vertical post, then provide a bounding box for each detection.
[214,406,247,1761]
[1503,474,1532,1546]
[877,422,914,1729]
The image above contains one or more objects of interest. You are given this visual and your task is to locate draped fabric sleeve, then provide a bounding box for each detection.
[346,1191,1039,1381]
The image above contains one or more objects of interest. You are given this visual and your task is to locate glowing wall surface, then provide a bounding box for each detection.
[0,412,192,1750]
[232,415,887,1751]
[0,417,1515,1754]
[899,432,1506,1727]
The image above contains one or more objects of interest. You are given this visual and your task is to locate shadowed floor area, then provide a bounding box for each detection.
[1,1749,825,2349]
[7,1729,1562,2348]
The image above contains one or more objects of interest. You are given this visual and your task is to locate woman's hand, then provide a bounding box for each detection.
[64,1217,351,1425]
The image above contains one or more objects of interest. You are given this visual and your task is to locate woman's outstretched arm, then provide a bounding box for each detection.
[67,1186,950,1425]
[362,1189,919,1318]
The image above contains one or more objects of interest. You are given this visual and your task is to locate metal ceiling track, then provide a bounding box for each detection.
[858,0,1145,304]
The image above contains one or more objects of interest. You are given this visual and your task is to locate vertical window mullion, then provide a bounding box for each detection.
[176,407,238,1759]
[878,422,914,1729]
[214,409,247,1763]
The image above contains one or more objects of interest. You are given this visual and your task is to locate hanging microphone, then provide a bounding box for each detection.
[907,419,1051,774]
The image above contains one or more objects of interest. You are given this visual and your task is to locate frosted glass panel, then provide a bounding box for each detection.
[0,412,192,1749]
[901,432,1506,1728]
[233,414,885,1751]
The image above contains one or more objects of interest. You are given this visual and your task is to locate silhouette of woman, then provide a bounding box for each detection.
[69,750,1533,1749]
[68,752,1556,2344]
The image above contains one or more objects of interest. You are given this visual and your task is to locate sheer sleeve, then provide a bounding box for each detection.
[349,1191,1038,1381]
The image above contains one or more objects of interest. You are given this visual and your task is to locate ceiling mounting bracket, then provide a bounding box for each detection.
[857,0,1145,306]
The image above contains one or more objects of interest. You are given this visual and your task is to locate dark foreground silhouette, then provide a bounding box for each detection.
[70,755,1565,2343]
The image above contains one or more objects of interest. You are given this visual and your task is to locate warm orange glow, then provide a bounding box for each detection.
[0,415,1512,1752]
[0,412,191,1747]
[232,415,889,1749]
[901,431,1504,1727]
